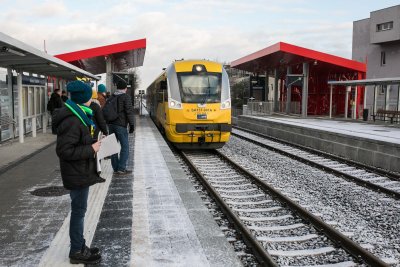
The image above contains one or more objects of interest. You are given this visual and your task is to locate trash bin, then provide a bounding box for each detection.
[363,109,369,121]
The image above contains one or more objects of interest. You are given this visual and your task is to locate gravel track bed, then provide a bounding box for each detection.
[270,249,355,267]
[187,151,364,266]
[220,135,400,265]
[173,152,259,266]
[233,129,400,196]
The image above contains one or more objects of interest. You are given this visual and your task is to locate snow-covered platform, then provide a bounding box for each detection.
[237,115,400,173]
[130,114,242,266]
[0,113,242,267]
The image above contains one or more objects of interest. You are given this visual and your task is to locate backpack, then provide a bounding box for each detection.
[102,95,120,123]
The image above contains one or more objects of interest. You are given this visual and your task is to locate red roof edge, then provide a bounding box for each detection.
[231,41,366,72]
[279,42,366,72]
[231,42,280,68]
[55,38,147,62]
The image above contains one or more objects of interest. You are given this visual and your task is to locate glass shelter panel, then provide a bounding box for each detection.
[0,68,13,141]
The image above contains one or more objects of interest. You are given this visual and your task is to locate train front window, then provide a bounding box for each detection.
[178,73,221,103]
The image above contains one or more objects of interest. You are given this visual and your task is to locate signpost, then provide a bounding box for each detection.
[285,74,304,114]
[138,89,145,115]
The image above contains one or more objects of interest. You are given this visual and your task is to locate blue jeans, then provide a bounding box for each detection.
[69,187,89,254]
[108,124,129,172]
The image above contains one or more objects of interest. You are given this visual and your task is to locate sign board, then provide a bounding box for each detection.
[286,74,304,87]
[9,75,46,86]
[250,75,266,90]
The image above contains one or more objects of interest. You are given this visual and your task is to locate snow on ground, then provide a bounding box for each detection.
[221,136,400,265]
[247,116,400,145]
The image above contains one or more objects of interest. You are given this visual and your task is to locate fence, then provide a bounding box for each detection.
[243,101,273,116]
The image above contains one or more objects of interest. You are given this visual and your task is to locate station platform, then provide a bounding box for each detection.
[237,115,400,173]
[0,131,56,175]
[0,114,242,267]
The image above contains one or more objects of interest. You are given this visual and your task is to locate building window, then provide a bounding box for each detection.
[376,21,393,32]
[381,51,386,66]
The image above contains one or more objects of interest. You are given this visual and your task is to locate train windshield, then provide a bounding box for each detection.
[177,73,221,103]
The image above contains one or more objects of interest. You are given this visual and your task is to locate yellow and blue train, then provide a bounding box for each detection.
[147,59,231,149]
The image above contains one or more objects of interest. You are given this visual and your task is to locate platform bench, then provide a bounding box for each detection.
[372,109,400,123]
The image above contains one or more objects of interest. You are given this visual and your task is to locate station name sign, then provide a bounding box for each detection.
[8,75,46,86]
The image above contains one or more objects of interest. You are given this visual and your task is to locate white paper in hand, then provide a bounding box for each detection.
[97,133,121,160]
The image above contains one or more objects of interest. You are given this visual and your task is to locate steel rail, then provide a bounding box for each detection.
[232,129,400,200]
[180,150,278,267]
[215,150,389,267]
[233,126,400,180]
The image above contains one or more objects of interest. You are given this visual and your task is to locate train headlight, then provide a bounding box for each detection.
[192,64,206,73]
[169,98,183,109]
[221,99,231,109]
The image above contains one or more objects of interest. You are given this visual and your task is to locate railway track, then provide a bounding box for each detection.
[232,127,400,200]
[180,150,388,266]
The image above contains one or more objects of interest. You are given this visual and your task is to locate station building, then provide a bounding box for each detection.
[352,4,400,112]
[230,42,366,119]
[230,5,400,120]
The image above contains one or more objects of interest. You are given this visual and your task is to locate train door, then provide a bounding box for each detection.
[156,80,167,126]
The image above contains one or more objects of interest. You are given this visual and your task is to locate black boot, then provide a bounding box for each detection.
[69,246,101,264]
[86,245,100,256]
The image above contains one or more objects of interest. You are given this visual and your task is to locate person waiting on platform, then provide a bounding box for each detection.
[53,80,103,265]
[97,84,107,108]
[47,88,63,115]
[61,90,69,102]
[107,80,135,175]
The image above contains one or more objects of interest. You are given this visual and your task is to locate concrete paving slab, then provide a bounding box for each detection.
[0,131,56,175]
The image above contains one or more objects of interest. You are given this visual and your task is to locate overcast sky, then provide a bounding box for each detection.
[1,0,399,90]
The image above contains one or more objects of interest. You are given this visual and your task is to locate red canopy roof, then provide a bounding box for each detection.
[55,38,146,74]
[231,42,366,73]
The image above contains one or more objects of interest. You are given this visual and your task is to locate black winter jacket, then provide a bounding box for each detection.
[53,106,100,190]
[90,102,108,139]
[108,92,135,128]
[48,93,63,114]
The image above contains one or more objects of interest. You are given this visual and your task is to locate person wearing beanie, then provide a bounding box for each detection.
[52,80,103,265]
[105,79,135,175]
[97,84,107,108]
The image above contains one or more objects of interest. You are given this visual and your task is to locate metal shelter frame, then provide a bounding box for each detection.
[55,38,146,93]
[0,31,100,143]
[328,77,400,119]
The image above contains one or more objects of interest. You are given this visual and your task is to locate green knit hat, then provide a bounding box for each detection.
[98,84,106,93]
[67,81,92,104]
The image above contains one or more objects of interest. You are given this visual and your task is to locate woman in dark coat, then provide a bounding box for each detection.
[53,81,103,265]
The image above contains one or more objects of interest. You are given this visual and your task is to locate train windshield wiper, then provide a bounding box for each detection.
[201,76,211,104]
